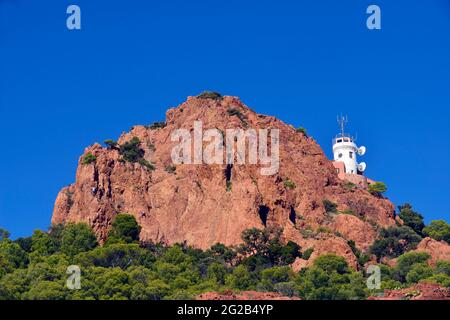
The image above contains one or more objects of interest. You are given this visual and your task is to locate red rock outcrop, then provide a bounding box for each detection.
[410,238,450,266]
[52,95,397,267]
[387,238,450,268]
[368,282,450,300]
[291,234,359,271]
[196,291,299,300]
[415,237,450,265]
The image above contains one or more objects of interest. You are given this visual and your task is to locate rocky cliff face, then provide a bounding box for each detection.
[52,95,396,267]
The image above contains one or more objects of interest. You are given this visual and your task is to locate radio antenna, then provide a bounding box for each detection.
[337,115,348,137]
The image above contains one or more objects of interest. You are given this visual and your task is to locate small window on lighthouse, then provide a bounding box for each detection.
[349,152,353,159]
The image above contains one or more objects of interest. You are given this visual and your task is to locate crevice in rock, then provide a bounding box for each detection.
[225,164,233,191]
[289,206,296,225]
[225,164,233,182]
[258,205,270,227]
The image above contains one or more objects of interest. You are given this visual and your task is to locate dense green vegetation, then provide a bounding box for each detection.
[398,204,425,235]
[81,153,97,165]
[119,137,144,163]
[1,209,449,300]
[369,226,422,260]
[118,137,155,171]
[368,204,450,266]
[196,91,223,100]
[423,220,450,244]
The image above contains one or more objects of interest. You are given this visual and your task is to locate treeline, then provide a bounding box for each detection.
[0,210,449,300]
[368,204,449,261]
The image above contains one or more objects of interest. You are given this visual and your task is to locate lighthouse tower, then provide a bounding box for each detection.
[332,116,367,175]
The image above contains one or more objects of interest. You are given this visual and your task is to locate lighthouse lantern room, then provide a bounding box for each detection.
[332,116,367,175]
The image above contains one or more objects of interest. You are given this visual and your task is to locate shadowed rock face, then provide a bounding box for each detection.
[52,95,396,267]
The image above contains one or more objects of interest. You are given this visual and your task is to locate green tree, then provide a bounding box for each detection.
[14,237,33,253]
[368,182,387,197]
[395,251,431,282]
[296,127,307,136]
[370,226,422,260]
[160,245,190,265]
[197,91,223,100]
[302,248,314,260]
[82,153,97,165]
[398,204,425,235]
[259,266,294,292]
[434,260,450,276]
[422,220,450,244]
[295,254,367,300]
[132,279,171,300]
[0,228,10,240]
[280,241,302,264]
[0,269,29,300]
[75,243,154,270]
[209,243,237,265]
[424,274,450,288]
[60,223,98,256]
[237,228,301,270]
[92,267,131,300]
[26,254,70,291]
[106,214,142,244]
[207,263,228,285]
[119,137,144,163]
[30,230,59,256]
[225,265,253,290]
[0,239,28,277]
[313,254,349,274]
[406,263,433,284]
[24,281,66,300]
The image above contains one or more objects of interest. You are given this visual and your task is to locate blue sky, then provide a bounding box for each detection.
[0,0,449,238]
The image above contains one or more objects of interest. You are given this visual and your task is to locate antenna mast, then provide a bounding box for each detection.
[337,115,348,137]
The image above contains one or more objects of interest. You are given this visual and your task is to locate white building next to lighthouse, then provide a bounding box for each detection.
[332,116,375,188]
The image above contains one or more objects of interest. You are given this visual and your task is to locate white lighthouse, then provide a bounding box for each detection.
[332,116,367,175]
